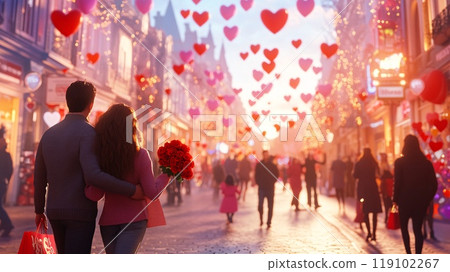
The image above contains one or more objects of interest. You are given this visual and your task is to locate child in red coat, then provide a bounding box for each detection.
[220,175,240,223]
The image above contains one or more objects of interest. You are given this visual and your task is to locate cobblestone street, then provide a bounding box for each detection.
[1,183,449,254]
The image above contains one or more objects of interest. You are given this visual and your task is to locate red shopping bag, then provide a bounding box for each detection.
[387,206,400,230]
[146,198,166,228]
[18,222,57,254]
[354,199,364,223]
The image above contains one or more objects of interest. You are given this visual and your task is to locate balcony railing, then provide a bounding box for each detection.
[432,4,450,45]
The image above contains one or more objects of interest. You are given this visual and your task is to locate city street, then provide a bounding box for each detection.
[1,183,449,254]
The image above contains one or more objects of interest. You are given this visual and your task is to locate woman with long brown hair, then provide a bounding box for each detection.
[85,104,169,254]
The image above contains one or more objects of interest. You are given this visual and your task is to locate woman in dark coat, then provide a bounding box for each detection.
[353,148,382,241]
[393,135,437,254]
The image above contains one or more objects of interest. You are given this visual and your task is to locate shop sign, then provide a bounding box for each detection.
[377,86,404,100]
[47,77,77,105]
[0,57,22,84]
[24,72,42,92]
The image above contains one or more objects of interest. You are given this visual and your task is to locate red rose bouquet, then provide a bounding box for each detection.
[157,140,194,182]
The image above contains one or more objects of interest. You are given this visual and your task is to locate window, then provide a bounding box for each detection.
[117,34,132,82]
[16,0,38,39]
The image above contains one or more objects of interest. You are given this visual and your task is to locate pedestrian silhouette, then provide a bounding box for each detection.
[219,175,240,223]
[287,157,302,211]
[331,156,346,213]
[303,152,326,209]
[379,153,394,224]
[0,125,13,237]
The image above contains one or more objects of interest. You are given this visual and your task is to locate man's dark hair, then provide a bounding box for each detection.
[66,81,96,112]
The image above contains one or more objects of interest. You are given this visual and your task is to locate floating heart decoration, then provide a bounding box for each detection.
[134,74,148,88]
[253,70,264,81]
[233,88,242,94]
[426,112,439,126]
[223,95,235,105]
[299,58,313,71]
[173,64,185,75]
[240,52,249,60]
[312,66,322,74]
[292,107,298,112]
[429,141,443,152]
[62,68,69,74]
[284,95,291,102]
[250,44,260,54]
[252,112,260,121]
[433,119,448,132]
[275,73,281,79]
[224,26,239,41]
[262,61,275,74]
[288,120,296,128]
[165,88,171,95]
[241,0,254,11]
[252,90,261,98]
[189,107,200,118]
[261,9,288,34]
[223,117,233,127]
[292,39,302,48]
[297,112,306,119]
[86,52,99,64]
[25,101,36,112]
[274,124,281,132]
[77,0,97,14]
[193,43,208,55]
[290,78,300,89]
[179,50,193,63]
[204,70,212,78]
[262,110,270,115]
[261,83,273,94]
[51,10,82,37]
[207,78,216,87]
[217,95,224,101]
[297,0,315,17]
[43,111,61,128]
[263,48,279,61]
[220,5,236,20]
[358,90,368,101]
[248,100,256,106]
[135,0,153,14]
[321,43,339,58]
[301,93,312,103]
[419,131,429,142]
[317,84,332,97]
[411,122,423,132]
[214,71,224,81]
[207,99,219,111]
[280,116,288,122]
[192,0,201,5]
[262,131,267,137]
[180,9,190,18]
[193,11,209,27]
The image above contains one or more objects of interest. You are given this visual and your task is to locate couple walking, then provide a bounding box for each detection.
[34,81,169,254]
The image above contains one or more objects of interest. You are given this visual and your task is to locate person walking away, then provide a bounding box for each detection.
[212,159,225,199]
[331,156,346,213]
[287,157,302,211]
[34,81,144,254]
[238,154,252,201]
[219,175,240,223]
[304,152,326,209]
[353,148,382,241]
[379,153,394,224]
[393,135,437,254]
[0,128,14,237]
[254,150,279,228]
[85,104,169,254]
[345,156,355,197]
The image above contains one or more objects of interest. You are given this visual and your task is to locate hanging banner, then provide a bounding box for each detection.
[46,77,77,105]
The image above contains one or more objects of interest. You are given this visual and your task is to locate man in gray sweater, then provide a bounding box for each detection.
[34,81,143,254]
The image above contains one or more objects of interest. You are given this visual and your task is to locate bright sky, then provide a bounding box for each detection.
[148,0,337,139]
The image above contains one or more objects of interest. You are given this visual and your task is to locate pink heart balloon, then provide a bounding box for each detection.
[241,0,254,11]
[253,70,264,81]
[204,70,212,78]
[76,0,97,14]
[312,66,322,74]
[297,111,306,119]
[261,110,270,115]
[220,5,236,20]
[224,26,239,41]
[179,50,193,63]
[189,107,200,118]
[284,95,291,102]
[223,95,235,105]
[297,0,315,17]
[207,99,219,111]
[233,88,242,94]
[207,78,216,87]
[280,116,288,122]
[214,71,224,81]
[252,90,261,98]
[299,58,313,71]
[248,100,256,106]
[301,93,313,103]
[135,0,153,14]
[261,83,273,94]
[223,117,233,127]
[317,84,332,97]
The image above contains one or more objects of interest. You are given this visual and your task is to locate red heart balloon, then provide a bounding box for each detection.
[260,9,288,34]
[421,70,447,104]
[419,131,429,142]
[426,112,440,126]
[288,120,295,128]
[263,48,279,61]
[429,141,443,152]
[433,119,448,132]
[262,61,275,74]
[411,122,423,132]
[292,39,302,48]
[165,88,171,95]
[290,78,300,89]
[292,107,298,112]
[240,52,249,60]
[86,52,99,64]
[192,11,209,27]
[173,64,185,75]
[180,9,190,18]
[252,112,260,121]
[250,44,260,54]
[321,43,338,58]
[51,10,82,37]
[193,43,208,55]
